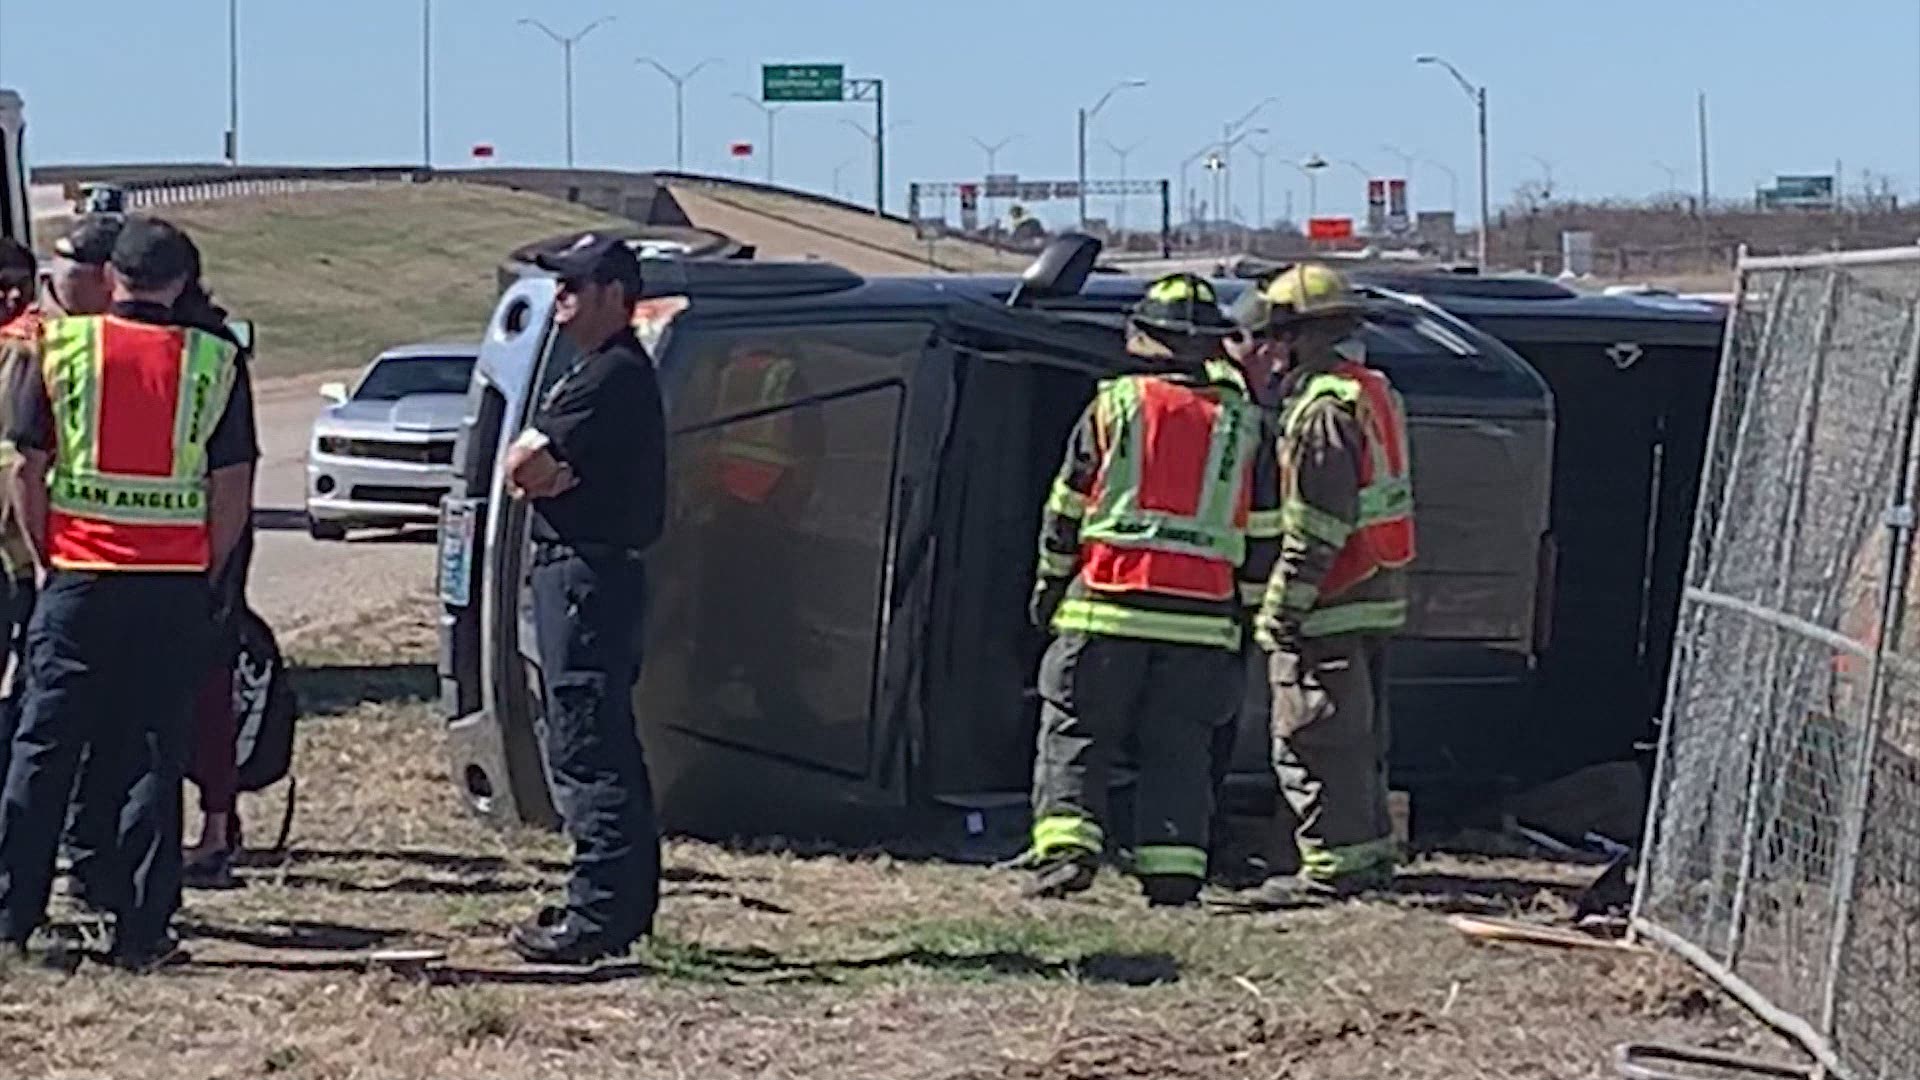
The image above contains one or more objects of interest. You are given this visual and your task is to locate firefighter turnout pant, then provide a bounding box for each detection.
[1031,631,1242,890]
[1269,633,1398,884]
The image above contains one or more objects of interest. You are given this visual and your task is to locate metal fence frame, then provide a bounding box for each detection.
[1633,244,1920,1080]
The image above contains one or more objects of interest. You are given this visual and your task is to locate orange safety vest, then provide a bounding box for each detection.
[1283,360,1415,599]
[712,350,796,504]
[1076,366,1260,605]
[40,315,239,572]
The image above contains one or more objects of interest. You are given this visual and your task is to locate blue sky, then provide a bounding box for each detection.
[1,0,1916,227]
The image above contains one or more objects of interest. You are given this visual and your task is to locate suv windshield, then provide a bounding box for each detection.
[355,355,475,401]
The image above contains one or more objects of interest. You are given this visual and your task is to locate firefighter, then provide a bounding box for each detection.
[0,217,256,967]
[1025,272,1280,907]
[1228,263,1416,904]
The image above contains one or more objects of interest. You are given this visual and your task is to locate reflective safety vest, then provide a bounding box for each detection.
[713,350,796,504]
[1282,360,1415,600]
[1072,366,1261,608]
[41,315,239,572]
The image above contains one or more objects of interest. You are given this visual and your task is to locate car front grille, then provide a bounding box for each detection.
[350,485,449,507]
[330,438,455,465]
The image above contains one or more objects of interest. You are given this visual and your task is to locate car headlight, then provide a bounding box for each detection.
[316,435,347,455]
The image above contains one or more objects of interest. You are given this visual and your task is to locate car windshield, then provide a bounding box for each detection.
[354,355,475,401]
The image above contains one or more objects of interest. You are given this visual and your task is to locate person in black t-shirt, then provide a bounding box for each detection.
[501,234,666,965]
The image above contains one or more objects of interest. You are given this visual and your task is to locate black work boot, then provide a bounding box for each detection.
[1022,853,1096,900]
[1140,874,1203,908]
[506,909,637,966]
[1253,867,1391,909]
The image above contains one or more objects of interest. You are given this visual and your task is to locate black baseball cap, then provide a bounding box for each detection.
[111,216,196,290]
[53,214,124,266]
[534,233,643,295]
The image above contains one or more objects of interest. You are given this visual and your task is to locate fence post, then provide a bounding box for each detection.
[1818,292,1920,1044]
[1724,267,1845,968]
[1632,249,1759,928]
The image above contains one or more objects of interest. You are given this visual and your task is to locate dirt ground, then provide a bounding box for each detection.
[0,600,1800,1079]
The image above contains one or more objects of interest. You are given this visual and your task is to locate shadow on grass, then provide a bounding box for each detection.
[1385,870,1587,917]
[270,871,537,897]
[178,917,410,952]
[250,846,573,876]
[289,662,437,715]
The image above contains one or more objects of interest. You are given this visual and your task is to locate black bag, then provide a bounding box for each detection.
[232,606,298,794]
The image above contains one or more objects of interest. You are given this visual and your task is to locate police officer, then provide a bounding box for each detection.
[1230,263,1416,905]
[503,234,666,963]
[1025,273,1280,907]
[0,217,256,967]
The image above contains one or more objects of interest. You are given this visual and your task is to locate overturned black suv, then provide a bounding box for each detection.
[438,234,1719,854]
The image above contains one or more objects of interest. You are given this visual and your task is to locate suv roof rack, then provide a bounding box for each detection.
[637,258,865,300]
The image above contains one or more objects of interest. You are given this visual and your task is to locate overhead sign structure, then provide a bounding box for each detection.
[1308,216,1355,241]
[1760,174,1837,210]
[762,63,846,102]
[984,173,1019,198]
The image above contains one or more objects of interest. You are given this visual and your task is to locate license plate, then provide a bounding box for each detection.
[437,496,479,607]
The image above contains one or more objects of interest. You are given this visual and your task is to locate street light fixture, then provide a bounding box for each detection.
[519,15,615,168]
[1298,155,1329,220]
[1077,78,1147,229]
[1415,54,1490,269]
[734,92,783,182]
[640,56,719,171]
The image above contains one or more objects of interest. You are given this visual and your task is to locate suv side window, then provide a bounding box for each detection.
[641,318,933,777]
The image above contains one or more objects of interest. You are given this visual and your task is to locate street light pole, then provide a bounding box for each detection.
[520,16,614,168]
[1220,96,1278,243]
[1103,138,1144,239]
[1077,79,1147,229]
[1423,157,1460,217]
[735,93,782,182]
[1180,143,1214,234]
[971,134,1017,234]
[1417,55,1490,269]
[227,0,239,166]
[1247,143,1270,234]
[642,58,719,171]
[422,0,432,169]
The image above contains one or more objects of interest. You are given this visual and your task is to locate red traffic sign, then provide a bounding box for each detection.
[729,141,754,158]
[1307,216,1354,240]
[471,143,496,159]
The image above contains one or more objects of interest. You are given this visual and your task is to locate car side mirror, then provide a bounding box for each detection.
[228,319,255,353]
[1007,233,1102,307]
[319,381,348,405]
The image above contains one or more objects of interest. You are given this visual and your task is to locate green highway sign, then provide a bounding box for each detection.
[762,63,845,102]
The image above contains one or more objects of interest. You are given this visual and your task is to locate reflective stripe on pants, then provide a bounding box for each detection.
[1269,634,1397,883]
[1030,632,1241,881]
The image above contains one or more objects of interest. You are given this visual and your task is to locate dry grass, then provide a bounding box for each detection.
[135,185,627,379]
[0,599,1801,1079]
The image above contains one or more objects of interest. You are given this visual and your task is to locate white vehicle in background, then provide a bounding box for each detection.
[305,342,478,540]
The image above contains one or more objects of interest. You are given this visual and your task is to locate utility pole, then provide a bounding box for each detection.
[519,16,614,168]
[1417,54,1490,270]
[1077,79,1146,229]
[643,58,719,171]
[735,93,782,183]
[422,0,432,169]
[227,0,240,166]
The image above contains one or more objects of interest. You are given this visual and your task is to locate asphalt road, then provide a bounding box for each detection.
[247,372,437,641]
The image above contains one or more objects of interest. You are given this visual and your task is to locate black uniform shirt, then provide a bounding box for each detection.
[528,327,666,551]
[7,300,259,470]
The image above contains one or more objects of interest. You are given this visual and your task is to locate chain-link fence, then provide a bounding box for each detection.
[1633,246,1920,1079]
